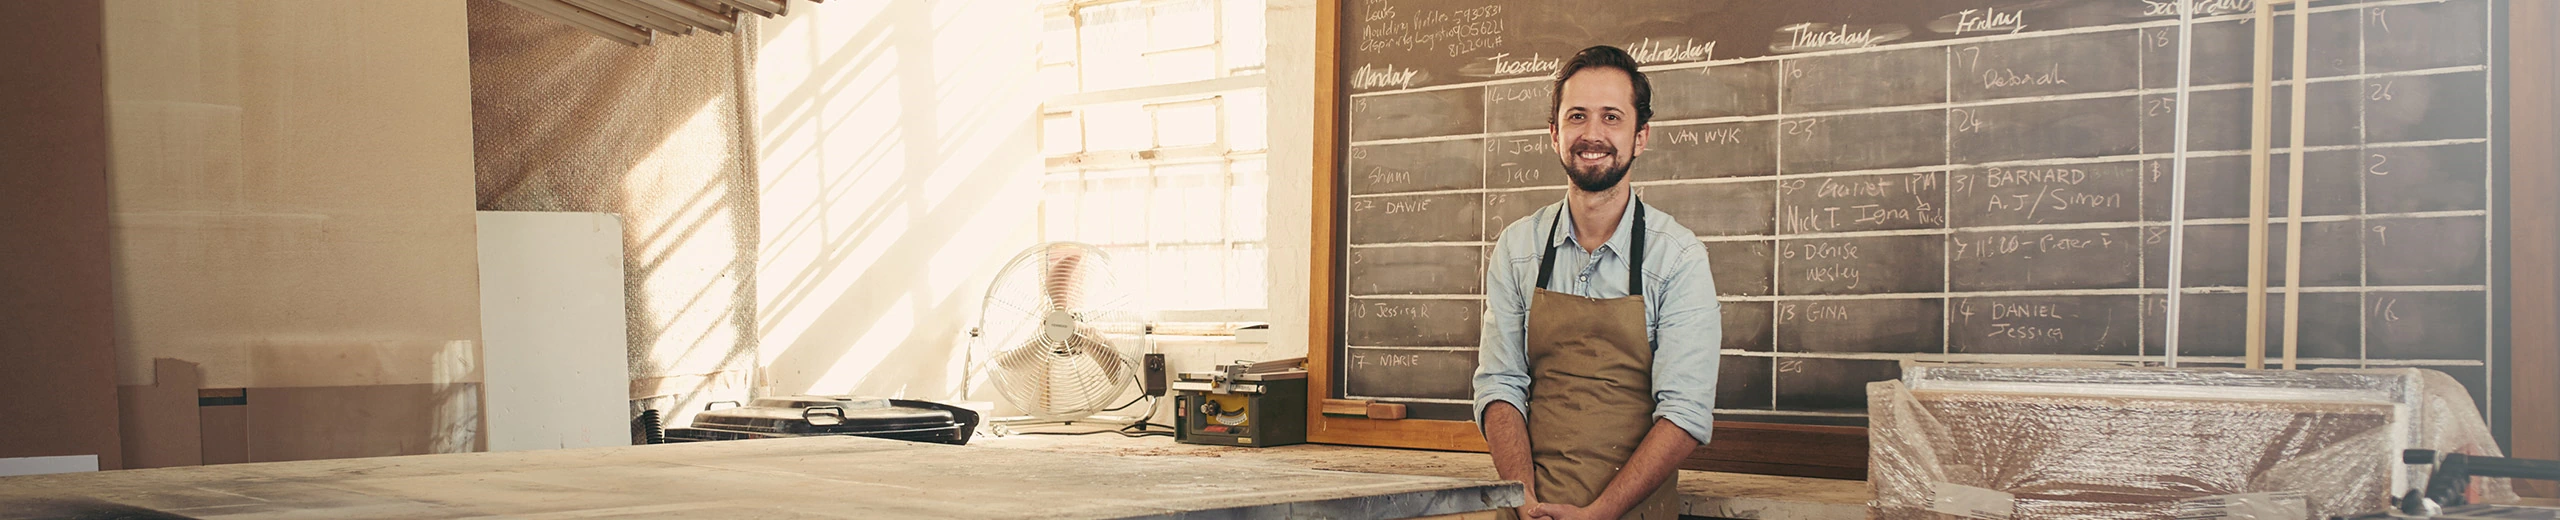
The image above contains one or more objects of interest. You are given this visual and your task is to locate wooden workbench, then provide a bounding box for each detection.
[0,436,1519,519]
[977,430,1870,519]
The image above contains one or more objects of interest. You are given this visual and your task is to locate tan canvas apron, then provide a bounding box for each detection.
[1504,201,1680,520]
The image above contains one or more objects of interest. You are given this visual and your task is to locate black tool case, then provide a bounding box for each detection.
[663,395,980,445]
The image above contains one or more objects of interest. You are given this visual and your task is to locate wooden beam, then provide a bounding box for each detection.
[614,0,719,34]
[561,0,690,34]
[639,0,736,34]
[708,0,784,18]
[496,0,651,47]
[2245,0,2275,370]
[2279,0,2309,370]
[2507,0,2560,499]
[1306,0,1361,447]
[1680,422,1868,480]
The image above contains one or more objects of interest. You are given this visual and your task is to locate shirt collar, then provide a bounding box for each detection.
[1549,197,1639,258]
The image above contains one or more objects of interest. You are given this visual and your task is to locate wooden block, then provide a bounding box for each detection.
[1366,403,1407,420]
[1681,422,1869,480]
[199,393,248,465]
[116,358,202,469]
[1322,399,1373,417]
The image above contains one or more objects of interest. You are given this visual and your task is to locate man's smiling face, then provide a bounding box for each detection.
[1550,66,1649,193]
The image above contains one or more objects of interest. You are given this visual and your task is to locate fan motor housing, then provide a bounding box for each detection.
[1041,309,1077,343]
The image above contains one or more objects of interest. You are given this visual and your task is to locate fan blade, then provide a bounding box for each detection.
[1043,243,1088,311]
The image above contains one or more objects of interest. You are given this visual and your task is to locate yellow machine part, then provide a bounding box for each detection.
[1203,393,1251,427]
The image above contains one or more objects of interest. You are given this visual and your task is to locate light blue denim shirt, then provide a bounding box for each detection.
[1472,198,1722,445]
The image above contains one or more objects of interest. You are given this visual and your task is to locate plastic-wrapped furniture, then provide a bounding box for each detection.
[1869,365,2514,519]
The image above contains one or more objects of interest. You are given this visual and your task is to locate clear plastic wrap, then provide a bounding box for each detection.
[1869,365,2515,519]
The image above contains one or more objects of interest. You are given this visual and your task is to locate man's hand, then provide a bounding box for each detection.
[1514,496,1547,520]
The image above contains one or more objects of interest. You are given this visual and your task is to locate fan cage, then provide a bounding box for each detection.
[971,242,1145,422]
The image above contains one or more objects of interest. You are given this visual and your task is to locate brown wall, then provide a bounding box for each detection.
[0,0,125,469]
[101,0,485,463]
[103,0,483,390]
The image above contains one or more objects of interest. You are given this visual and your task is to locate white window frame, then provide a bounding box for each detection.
[1039,0,1270,326]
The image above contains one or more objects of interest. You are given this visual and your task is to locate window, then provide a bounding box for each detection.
[1039,0,1268,322]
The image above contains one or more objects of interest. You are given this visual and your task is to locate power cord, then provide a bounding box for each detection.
[1005,358,1180,438]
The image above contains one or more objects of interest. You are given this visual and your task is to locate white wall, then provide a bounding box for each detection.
[1262,0,1320,366]
[752,0,1046,403]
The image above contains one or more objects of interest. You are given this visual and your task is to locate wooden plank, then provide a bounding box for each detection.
[1685,460,1864,481]
[198,392,247,465]
[0,0,122,471]
[2281,0,2311,370]
[1314,415,1490,453]
[2246,0,2274,370]
[1681,422,1868,481]
[2509,0,2560,499]
[1323,399,1373,417]
[0,436,1519,519]
[1307,0,1390,448]
[115,359,202,469]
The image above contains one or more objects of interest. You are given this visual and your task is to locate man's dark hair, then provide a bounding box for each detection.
[1547,45,1654,128]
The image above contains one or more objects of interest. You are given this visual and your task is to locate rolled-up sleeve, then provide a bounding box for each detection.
[1472,216,1537,430]
[1649,240,1721,445]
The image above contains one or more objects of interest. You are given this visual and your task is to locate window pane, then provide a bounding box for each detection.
[1223,89,1266,152]
[1148,0,1215,51]
[1146,47,1218,85]
[1077,2,1146,92]
[1083,171,1150,246]
[1151,100,1218,149]
[1042,174,1082,242]
[1181,246,1225,310]
[1041,111,1081,157]
[1134,245,1215,310]
[1101,246,1149,309]
[1152,164,1222,244]
[1084,103,1149,151]
[1226,243,1267,309]
[1228,158,1267,242]
[1221,0,1264,73]
[1037,0,1272,316]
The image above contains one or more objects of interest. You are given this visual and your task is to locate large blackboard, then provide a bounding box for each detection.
[1334,0,2504,424]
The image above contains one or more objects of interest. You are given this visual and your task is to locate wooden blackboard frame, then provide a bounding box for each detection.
[1301,0,1872,480]
[2503,0,2559,498]
[1305,0,1496,453]
[1305,0,2558,487]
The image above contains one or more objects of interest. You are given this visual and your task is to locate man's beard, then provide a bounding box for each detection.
[1560,140,1634,192]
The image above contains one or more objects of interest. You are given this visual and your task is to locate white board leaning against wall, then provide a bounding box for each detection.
[477,212,632,451]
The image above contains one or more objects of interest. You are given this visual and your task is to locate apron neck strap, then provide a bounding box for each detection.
[1534,196,1645,296]
[1630,197,1645,296]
